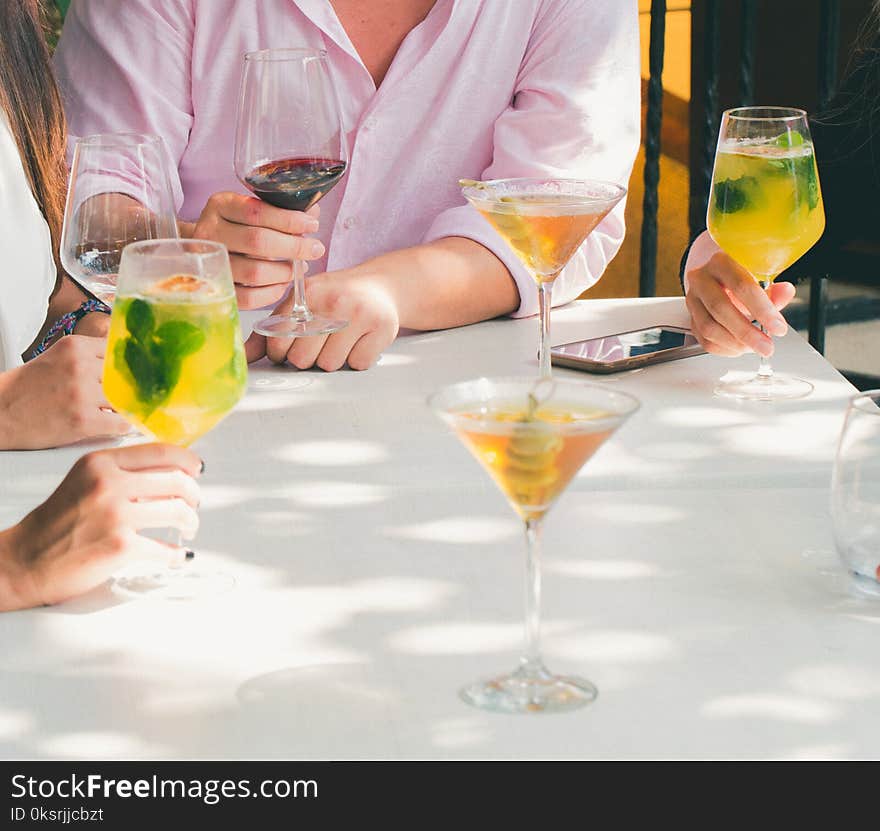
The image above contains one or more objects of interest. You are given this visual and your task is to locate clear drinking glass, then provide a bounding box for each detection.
[103,239,248,600]
[832,390,880,597]
[460,178,625,378]
[429,376,639,713]
[60,133,179,305]
[234,48,349,338]
[707,107,825,400]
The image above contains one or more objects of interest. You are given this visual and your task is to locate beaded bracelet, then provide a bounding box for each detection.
[30,298,112,359]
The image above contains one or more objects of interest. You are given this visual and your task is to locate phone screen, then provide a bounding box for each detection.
[552,327,700,362]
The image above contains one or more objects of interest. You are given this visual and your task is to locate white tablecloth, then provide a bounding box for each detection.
[1,297,877,761]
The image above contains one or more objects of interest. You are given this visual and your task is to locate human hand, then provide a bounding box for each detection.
[0,335,130,450]
[245,271,400,371]
[684,237,795,357]
[73,311,111,338]
[185,193,324,310]
[0,444,202,610]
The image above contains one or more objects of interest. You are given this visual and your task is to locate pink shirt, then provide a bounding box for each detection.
[55,0,639,317]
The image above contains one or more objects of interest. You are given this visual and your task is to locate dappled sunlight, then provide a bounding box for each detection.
[772,743,851,761]
[575,502,687,524]
[786,665,880,701]
[545,559,662,580]
[719,410,845,462]
[0,708,34,742]
[658,405,754,428]
[701,694,839,724]
[346,577,458,613]
[635,440,715,461]
[237,663,400,719]
[276,439,388,466]
[550,629,678,663]
[389,622,528,655]
[431,716,494,750]
[38,730,170,760]
[383,515,519,544]
[376,352,417,367]
[276,480,391,508]
[199,484,254,509]
[234,390,317,413]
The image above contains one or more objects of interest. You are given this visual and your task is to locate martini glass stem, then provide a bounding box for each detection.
[538,281,553,378]
[289,257,312,323]
[521,517,545,674]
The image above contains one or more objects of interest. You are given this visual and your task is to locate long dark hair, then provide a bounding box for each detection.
[0,0,67,283]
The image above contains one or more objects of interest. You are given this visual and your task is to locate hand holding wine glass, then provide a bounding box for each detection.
[234,47,349,339]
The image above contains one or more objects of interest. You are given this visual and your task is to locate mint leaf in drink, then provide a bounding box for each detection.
[124,338,157,402]
[713,176,758,213]
[776,130,805,148]
[126,298,155,342]
[155,320,206,357]
[794,154,820,210]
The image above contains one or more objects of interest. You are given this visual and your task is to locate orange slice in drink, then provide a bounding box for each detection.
[152,274,207,294]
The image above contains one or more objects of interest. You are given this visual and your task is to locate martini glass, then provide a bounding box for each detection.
[430,376,639,714]
[461,178,626,378]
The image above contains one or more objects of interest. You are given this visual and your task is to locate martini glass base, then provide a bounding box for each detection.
[111,565,235,601]
[460,664,597,714]
[252,314,347,338]
[714,372,813,401]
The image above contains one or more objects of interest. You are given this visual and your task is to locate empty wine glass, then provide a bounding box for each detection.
[832,390,880,597]
[61,133,179,304]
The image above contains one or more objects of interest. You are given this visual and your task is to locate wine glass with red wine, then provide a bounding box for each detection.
[234,48,349,338]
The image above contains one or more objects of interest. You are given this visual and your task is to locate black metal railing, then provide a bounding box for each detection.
[641,0,848,354]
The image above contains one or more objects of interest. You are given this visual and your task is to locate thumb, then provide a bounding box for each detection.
[767,281,797,310]
[245,331,267,363]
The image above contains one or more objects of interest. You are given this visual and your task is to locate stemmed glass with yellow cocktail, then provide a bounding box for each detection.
[430,376,639,714]
[461,179,626,378]
[707,107,825,400]
[103,239,248,599]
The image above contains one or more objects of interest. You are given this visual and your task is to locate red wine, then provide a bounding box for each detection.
[243,157,347,212]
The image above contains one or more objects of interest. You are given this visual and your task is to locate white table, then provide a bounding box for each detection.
[1,297,877,761]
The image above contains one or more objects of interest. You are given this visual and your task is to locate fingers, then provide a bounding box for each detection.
[768,281,797,310]
[115,532,188,569]
[282,334,330,369]
[106,443,203,477]
[124,469,201,508]
[213,193,320,237]
[127,497,200,541]
[229,254,292,288]
[686,293,757,357]
[706,253,788,337]
[235,281,289,311]
[91,409,134,438]
[216,220,325,263]
[244,331,268,363]
[346,329,389,371]
[313,326,364,372]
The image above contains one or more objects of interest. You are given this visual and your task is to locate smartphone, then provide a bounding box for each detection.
[550,325,706,374]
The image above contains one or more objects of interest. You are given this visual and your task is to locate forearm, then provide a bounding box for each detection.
[343,237,520,330]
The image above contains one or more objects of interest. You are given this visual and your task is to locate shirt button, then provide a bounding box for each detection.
[343,216,358,230]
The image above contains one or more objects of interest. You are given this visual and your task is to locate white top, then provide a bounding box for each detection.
[0,112,56,370]
[0,299,869,760]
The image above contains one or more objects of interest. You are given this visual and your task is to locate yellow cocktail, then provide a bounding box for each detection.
[708,140,824,281]
[104,276,247,446]
[706,107,824,400]
[103,239,246,600]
